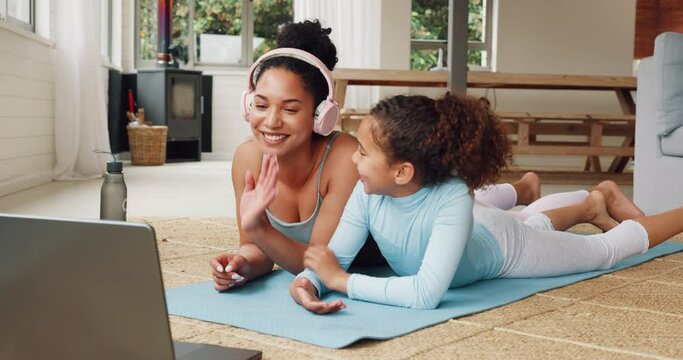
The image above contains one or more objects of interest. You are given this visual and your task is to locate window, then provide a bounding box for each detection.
[0,0,35,32]
[411,0,494,71]
[136,0,293,68]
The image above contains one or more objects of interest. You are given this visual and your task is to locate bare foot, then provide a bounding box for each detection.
[586,190,619,232]
[513,172,541,206]
[594,180,645,222]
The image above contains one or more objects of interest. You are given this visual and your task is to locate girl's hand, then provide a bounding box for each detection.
[209,253,251,291]
[289,277,346,315]
[240,153,279,232]
[303,245,349,293]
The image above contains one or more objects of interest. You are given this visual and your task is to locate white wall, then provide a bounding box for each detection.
[203,70,253,160]
[376,0,411,101]
[0,24,56,197]
[477,0,636,114]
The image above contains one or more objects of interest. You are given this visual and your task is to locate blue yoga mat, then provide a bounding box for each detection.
[166,242,683,348]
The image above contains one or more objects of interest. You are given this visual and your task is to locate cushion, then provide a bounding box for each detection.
[661,124,683,157]
[655,32,683,136]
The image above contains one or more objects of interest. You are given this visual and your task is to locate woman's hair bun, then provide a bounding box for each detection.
[276,19,338,70]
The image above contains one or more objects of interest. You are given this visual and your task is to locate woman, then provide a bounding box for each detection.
[209,20,360,291]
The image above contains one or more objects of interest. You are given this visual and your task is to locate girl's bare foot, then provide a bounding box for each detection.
[586,190,619,232]
[513,172,541,206]
[594,180,645,222]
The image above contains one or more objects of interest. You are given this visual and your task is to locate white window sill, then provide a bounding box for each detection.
[101,56,122,72]
[134,63,249,76]
[0,21,53,47]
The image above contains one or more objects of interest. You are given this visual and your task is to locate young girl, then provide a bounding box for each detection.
[288,93,680,313]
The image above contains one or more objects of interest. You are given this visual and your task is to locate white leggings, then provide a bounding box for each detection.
[475,184,589,222]
[474,205,650,278]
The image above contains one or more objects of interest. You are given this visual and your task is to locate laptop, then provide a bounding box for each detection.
[0,214,262,360]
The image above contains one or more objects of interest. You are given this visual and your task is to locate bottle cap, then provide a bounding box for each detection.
[107,160,123,173]
[94,149,123,173]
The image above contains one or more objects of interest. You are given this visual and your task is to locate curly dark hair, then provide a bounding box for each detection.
[254,20,338,107]
[368,93,512,190]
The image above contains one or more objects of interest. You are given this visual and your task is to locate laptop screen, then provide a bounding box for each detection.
[0,214,175,359]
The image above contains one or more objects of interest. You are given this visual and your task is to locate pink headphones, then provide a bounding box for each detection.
[241,47,339,136]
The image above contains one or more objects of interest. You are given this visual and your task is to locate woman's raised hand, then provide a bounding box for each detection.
[240,153,279,232]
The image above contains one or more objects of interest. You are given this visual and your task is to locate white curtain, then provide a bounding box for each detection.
[54,0,111,180]
[294,0,381,109]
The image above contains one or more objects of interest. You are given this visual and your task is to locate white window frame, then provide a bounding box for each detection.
[135,0,256,69]
[0,0,35,32]
[101,0,113,64]
[411,0,495,71]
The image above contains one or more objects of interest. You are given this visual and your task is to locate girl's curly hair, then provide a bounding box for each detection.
[254,19,337,107]
[369,93,512,190]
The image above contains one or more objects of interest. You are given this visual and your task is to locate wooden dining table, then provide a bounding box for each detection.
[332,68,636,113]
[332,68,637,180]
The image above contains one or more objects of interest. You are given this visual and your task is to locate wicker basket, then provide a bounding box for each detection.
[127,125,168,165]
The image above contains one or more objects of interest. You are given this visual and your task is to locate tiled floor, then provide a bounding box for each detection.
[0,161,235,219]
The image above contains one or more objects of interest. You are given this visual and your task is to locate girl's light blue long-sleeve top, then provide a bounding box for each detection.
[298,179,503,310]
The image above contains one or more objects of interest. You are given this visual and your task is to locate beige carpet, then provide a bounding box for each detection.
[135,217,683,359]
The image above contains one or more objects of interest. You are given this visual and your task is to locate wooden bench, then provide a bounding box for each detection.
[498,112,635,173]
[339,109,635,178]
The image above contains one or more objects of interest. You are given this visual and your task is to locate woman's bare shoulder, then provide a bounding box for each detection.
[327,132,358,157]
[320,132,358,189]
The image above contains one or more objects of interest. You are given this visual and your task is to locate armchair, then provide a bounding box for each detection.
[634,32,683,215]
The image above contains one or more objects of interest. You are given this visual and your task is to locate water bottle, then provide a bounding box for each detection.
[99,152,127,221]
